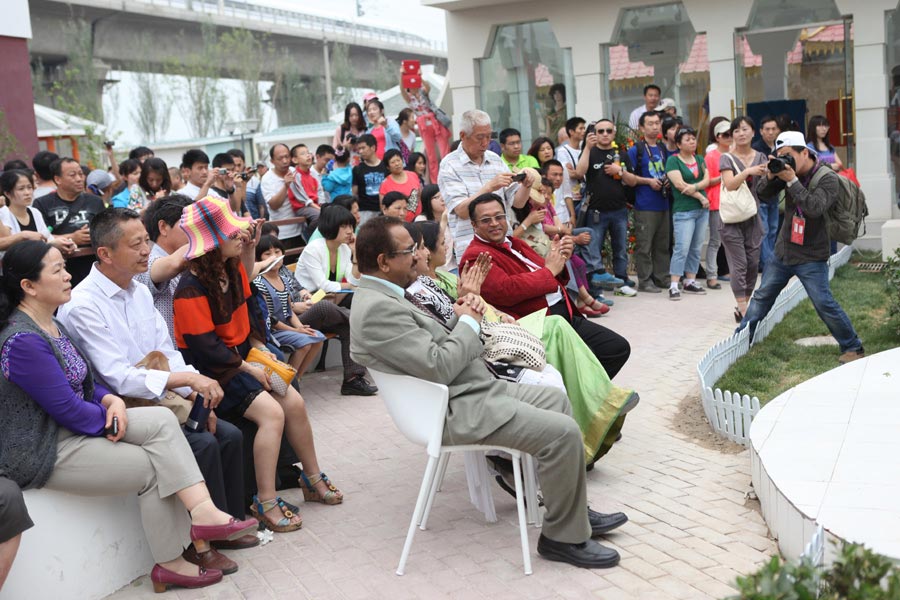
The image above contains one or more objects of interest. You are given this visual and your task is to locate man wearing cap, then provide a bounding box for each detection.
[86,169,116,204]
[58,207,257,575]
[739,131,864,364]
[658,98,677,118]
[628,84,662,130]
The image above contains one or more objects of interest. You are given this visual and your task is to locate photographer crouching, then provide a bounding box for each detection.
[737,131,864,364]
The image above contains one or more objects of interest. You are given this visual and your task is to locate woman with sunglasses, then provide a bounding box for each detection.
[665,127,710,300]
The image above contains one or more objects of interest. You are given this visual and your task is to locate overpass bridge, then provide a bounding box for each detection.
[28,0,447,122]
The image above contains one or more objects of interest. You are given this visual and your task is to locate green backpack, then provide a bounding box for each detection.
[810,167,868,245]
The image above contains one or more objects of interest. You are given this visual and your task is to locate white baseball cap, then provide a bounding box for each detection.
[658,98,676,111]
[774,131,814,156]
[714,121,731,137]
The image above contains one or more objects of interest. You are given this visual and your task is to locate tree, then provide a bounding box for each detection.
[373,50,397,93]
[168,22,227,138]
[269,50,326,125]
[128,36,175,143]
[330,43,356,113]
[218,28,266,124]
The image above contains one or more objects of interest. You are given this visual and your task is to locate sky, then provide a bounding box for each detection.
[102,0,447,145]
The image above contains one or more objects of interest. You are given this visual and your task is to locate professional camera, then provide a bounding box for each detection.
[767,154,796,174]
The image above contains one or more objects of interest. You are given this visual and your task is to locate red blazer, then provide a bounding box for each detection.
[460,236,572,320]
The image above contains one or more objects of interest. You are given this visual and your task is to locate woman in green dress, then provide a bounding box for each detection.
[413,221,637,465]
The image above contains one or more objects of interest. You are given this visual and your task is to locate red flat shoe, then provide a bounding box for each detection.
[151,564,222,593]
[190,517,258,544]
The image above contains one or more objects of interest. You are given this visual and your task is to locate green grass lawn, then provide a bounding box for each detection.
[715,262,900,404]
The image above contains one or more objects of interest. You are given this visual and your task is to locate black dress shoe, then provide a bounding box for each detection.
[340,376,378,396]
[588,508,628,536]
[537,534,620,568]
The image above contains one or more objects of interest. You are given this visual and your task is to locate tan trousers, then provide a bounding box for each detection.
[45,407,202,563]
[475,383,591,544]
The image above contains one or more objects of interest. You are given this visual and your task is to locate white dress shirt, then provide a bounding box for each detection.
[57,264,198,400]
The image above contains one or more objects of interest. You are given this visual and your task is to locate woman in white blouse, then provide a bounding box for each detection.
[0,170,76,257]
[293,205,360,308]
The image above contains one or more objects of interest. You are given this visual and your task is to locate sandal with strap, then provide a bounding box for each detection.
[249,496,302,533]
[299,471,343,505]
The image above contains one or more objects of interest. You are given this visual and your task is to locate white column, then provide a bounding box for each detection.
[682,0,753,118]
[835,0,898,246]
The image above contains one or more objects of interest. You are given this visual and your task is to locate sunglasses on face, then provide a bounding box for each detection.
[596,128,615,134]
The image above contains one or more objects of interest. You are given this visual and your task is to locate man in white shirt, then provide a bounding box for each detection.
[179,148,215,201]
[260,143,305,248]
[554,116,586,226]
[58,207,257,571]
[437,109,533,258]
[628,84,661,130]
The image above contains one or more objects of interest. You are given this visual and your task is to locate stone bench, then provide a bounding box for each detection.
[1,489,151,600]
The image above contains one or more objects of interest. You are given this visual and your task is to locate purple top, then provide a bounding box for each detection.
[1,331,111,436]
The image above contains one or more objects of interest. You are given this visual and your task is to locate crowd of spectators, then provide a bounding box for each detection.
[0,77,865,591]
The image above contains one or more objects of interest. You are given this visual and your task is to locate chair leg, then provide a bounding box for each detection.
[398,455,439,576]
[523,454,542,527]
[511,456,533,575]
[314,338,329,372]
[420,452,449,530]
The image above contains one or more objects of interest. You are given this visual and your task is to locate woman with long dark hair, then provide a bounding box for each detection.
[173,198,343,535]
[0,240,257,592]
[806,115,843,171]
[140,157,174,202]
[333,102,366,167]
[0,170,76,257]
[406,151,428,185]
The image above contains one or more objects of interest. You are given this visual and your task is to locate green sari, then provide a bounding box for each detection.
[440,274,632,463]
[518,310,634,463]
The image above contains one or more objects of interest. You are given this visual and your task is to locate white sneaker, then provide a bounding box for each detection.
[614,285,637,297]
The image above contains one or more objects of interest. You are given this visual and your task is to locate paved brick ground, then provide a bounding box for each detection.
[106,286,776,600]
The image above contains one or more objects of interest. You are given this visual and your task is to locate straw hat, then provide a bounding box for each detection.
[522,167,545,205]
[180,196,252,260]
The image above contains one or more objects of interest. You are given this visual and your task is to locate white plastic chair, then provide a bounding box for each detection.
[369,368,537,575]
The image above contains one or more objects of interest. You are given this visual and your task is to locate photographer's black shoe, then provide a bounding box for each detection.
[537,534,620,569]
[588,508,628,536]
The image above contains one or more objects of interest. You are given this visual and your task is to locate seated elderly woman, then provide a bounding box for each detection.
[408,221,637,466]
[253,235,376,396]
[294,204,359,309]
[0,240,257,593]
[380,191,409,220]
[173,197,343,535]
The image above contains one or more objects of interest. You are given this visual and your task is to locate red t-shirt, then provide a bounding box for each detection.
[300,169,319,205]
[704,149,722,211]
[379,171,423,222]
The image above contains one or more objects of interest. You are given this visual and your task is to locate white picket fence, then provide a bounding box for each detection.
[696,246,853,445]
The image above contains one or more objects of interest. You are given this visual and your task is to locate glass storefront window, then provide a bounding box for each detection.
[478,21,574,142]
[888,7,900,207]
[603,2,711,145]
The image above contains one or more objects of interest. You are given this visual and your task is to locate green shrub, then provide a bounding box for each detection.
[730,543,900,600]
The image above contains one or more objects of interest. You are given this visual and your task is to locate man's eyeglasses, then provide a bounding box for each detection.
[387,244,417,257]
[475,215,508,226]
[596,128,615,134]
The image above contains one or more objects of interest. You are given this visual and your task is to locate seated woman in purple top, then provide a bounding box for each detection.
[0,240,257,593]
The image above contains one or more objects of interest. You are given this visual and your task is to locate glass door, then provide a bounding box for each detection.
[734,17,854,168]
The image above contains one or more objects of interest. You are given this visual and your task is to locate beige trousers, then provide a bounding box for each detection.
[476,383,591,544]
[45,407,202,563]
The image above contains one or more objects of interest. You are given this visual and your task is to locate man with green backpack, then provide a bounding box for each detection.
[738,131,866,364]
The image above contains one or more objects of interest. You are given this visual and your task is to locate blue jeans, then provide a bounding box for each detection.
[572,226,602,273]
[739,256,862,353]
[670,209,708,276]
[758,200,779,269]
[585,208,628,279]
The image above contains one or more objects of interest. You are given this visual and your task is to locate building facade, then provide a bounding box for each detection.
[423,0,900,248]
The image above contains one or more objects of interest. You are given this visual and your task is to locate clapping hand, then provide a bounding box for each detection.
[458,253,492,296]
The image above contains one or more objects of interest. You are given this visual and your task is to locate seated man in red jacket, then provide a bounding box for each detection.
[460,193,631,379]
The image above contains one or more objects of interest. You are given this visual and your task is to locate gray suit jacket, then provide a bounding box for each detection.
[350,277,518,445]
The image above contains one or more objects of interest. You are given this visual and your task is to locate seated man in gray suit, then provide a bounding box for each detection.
[349,215,628,569]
